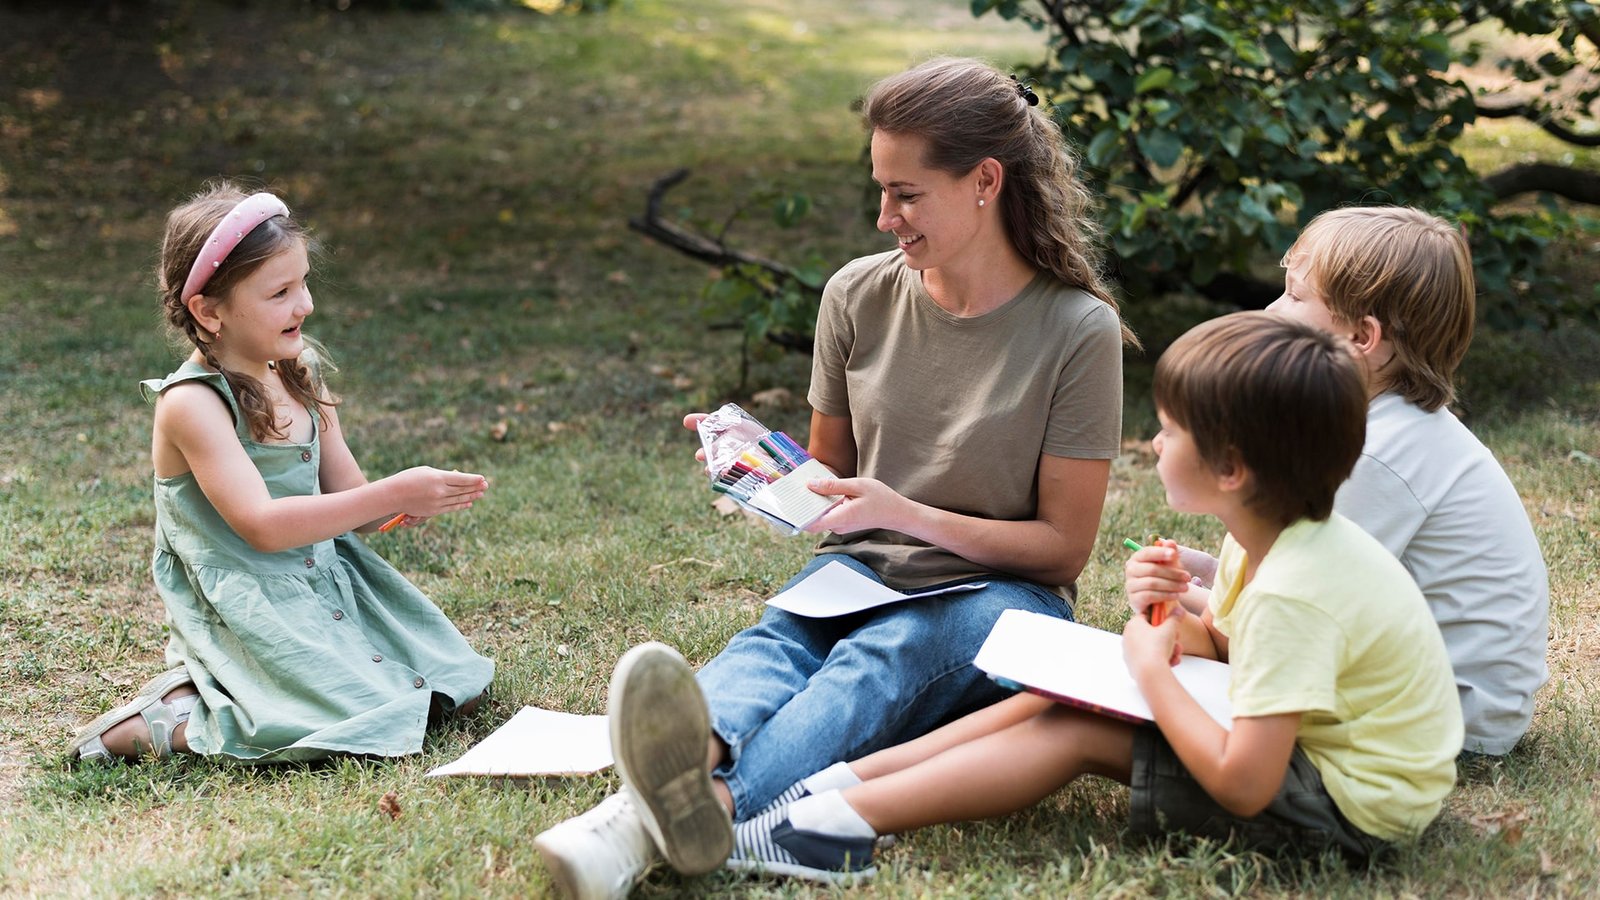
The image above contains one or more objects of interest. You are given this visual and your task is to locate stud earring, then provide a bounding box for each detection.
[978,199,986,207]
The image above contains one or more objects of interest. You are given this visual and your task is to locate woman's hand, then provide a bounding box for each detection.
[803,476,911,535]
[1124,539,1191,622]
[682,412,709,465]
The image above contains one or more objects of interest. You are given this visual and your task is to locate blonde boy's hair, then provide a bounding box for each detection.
[1284,207,1474,412]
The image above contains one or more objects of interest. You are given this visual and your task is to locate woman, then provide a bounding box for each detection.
[535,57,1136,898]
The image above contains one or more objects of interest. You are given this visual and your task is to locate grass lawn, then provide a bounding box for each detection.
[2,1,1597,895]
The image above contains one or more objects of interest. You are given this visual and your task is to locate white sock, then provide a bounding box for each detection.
[787,789,876,839]
[801,761,862,795]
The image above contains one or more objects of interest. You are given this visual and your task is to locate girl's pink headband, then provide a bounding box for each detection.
[181,192,291,303]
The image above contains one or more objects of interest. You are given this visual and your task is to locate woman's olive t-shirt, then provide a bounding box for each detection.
[808,250,1123,591]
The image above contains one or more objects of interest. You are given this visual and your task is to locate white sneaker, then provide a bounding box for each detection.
[609,642,734,876]
[534,791,660,900]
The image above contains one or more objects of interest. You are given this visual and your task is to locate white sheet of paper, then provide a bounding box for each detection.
[746,458,841,530]
[426,706,612,778]
[973,608,1233,729]
[766,559,988,617]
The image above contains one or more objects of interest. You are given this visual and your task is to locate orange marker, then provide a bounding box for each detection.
[1149,600,1168,626]
[378,513,407,533]
[1123,536,1172,625]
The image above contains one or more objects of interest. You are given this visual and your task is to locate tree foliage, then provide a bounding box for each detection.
[974,0,1600,328]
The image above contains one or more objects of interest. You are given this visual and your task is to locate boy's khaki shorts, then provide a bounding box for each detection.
[1129,726,1388,861]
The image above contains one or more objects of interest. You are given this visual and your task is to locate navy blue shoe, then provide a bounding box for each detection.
[725,811,876,884]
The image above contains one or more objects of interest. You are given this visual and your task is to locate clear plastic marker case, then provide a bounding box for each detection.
[695,403,842,535]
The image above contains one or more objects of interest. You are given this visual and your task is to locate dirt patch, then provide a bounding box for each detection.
[0,742,29,808]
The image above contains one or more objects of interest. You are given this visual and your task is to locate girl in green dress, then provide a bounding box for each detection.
[71,181,495,763]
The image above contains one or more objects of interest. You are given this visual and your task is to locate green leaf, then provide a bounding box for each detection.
[1239,192,1276,226]
[1149,99,1184,127]
[1134,66,1174,94]
[1233,39,1268,67]
[1109,0,1151,29]
[1121,201,1148,237]
[1135,129,1184,168]
[1087,128,1121,168]
[1418,32,1452,70]
[1219,125,1243,159]
[1263,32,1298,70]
[773,194,811,228]
[1369,59,1399,91]
[794,265,827,289]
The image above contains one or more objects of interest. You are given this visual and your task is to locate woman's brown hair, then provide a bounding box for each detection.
[863,57,1138,349]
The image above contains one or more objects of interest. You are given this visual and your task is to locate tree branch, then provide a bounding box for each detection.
[1035,0,1083,48]
[1171,163,1213,210]
[627,168,806,276]
[628,169,819,355]
[1475,99,1600,147]
[1484,162,1600,205]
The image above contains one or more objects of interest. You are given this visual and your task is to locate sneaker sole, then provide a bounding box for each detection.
[724,856,876,885]
[68,666,193,758]
[608,642,732,876]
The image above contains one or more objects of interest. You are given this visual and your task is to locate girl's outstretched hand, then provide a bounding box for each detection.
[1124,539,1191,621]
[391,467,488,518]
[803,476,907,535]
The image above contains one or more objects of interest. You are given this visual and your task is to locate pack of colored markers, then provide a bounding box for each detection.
[696,403,842,535]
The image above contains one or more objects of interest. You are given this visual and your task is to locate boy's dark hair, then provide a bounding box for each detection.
[1154,312,1367,527]
[1285,206,1474,412]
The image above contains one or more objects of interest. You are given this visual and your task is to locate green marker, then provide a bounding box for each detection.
[1122,537,1143,551]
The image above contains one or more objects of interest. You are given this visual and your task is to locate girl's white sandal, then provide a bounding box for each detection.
[71,667,197,761]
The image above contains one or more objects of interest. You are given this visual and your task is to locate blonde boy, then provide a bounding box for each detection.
[1265,207,1549,755]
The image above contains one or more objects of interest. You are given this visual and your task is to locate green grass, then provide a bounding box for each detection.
[2,1,1599,895]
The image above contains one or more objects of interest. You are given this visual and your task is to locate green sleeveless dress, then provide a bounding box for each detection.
[139,361,494,761]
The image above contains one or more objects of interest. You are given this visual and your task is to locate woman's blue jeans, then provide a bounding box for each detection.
[696,553,1073,820]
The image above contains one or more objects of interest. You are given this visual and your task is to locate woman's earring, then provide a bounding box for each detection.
[978,199,986,207]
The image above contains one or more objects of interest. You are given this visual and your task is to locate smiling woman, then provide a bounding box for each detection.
[534,56,1141,896]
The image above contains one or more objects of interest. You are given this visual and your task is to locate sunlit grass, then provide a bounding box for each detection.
[1,1,1597,896]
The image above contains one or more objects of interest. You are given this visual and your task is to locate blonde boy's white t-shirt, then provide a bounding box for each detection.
[1210,515,1463,842]
[1334,391,1549,755]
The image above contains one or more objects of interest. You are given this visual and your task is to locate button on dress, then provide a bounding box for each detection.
[140,362,494,761]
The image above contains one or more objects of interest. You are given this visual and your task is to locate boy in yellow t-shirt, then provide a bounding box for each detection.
[706,312,1462,882]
